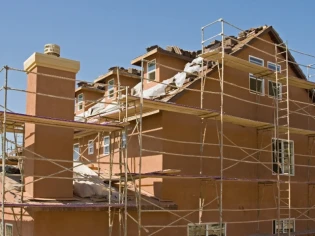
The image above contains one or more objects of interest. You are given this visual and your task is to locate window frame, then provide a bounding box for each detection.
[272,218,295,234]
[267,61,281,72]
[88,140,94,155]
[268,80,282,100]
[272,138,295,176]
[121,130,127,149]
[187,222,226,236]
[104,136,110,155]
[249,74,265,95]
[73,143,80,161]
[249,55,264,66]
[147,59,156,83]
[5,223,13,236]
[108,79,115,98]
[77,93,84,111]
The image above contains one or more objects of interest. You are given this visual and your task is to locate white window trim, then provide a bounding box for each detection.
[187,222,226,236]
[272,218,295,234]
[73,143,80,161]
[268,80,282,100]
[108,79,115,98]
[267,61,281,72]
[77,93,84,111]
[88,140,94,155]
[5,223,13,236]
[249,55,264,66]
[104,136,110,155]
[271,138,295,176]
[249,74,265,96]
[147,59,156,83]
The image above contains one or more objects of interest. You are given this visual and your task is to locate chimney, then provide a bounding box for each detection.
[23,44,80,199]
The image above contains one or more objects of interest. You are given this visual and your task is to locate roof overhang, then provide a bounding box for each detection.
[94,69,140,84]
[131,48,193,66]
[75,86,104,95]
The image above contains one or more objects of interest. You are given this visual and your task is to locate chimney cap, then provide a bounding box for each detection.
[44,44,60,57]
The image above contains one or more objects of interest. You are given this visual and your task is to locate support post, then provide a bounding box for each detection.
[1,66,8,236]
[137,59,144,236]
[124,86,129,236]
[219,19,224,236]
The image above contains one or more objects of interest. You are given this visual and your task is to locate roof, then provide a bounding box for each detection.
[157,25,308,103]
[94,67,141,84]
[131,46,197,66]
[75,86,105,94]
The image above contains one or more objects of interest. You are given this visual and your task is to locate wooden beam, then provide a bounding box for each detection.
[0,112,124,132]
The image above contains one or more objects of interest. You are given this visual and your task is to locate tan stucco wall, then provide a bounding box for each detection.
[46,30,315,235]
[75,90,104,115]
[24,66,76,198]
[32,210,172,236]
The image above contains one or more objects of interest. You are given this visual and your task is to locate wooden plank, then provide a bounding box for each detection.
[0,112,124,132]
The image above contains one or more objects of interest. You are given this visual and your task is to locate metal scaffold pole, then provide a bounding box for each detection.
[1,66,8,236]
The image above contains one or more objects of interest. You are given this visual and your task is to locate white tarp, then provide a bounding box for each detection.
[174,72,186,88]
[130,56,203,99]
[184,64,201,74]
[142,78,173,98]
[73,162,119,199]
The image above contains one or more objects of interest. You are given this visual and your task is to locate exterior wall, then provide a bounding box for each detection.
[74,113,163,196]
[160,111,315,235]
[75,89,104,115]
[102,73,139,102]
[32,210,171,236]
[67,31,315,235]
[142,52,189,91]
[4,208,34,236]
[125,113,164,196]
[148,31,315,235]
[24,66,76,198]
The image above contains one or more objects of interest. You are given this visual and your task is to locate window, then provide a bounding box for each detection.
[104,136,110,155]
[249,55,264,66]
[272,139,294,175]
[108,79,115,98]
[273,219,295,234]
[268,81,282,99]
[267,61,281,72]
[5,223,13,236]
[121,131,127,149]
[249,74,264,95]
[77,93,84,111]
[88,140,94,155]
[147,60,156,82]
[187,223,225,236]
[73,143,80,161]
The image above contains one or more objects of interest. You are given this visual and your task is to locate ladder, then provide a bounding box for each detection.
[274,42,292,235]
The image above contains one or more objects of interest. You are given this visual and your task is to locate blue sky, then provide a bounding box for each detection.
[0,0,315,112]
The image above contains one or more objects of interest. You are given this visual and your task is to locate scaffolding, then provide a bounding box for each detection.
[2,18,315,236]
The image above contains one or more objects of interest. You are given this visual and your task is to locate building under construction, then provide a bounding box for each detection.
[1,19,315,236]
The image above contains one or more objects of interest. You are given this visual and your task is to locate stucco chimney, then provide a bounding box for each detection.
[23,45,80,199]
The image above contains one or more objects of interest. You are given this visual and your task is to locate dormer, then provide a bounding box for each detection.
[131,45,195,90]
[94,67,141,100]
[74,83,104,116]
